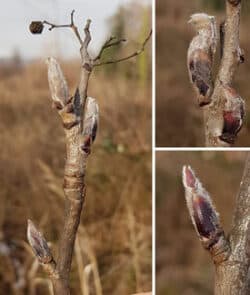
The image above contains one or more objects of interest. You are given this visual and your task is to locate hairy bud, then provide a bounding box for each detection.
[228,0,241,6]
[187,13,217,107]
[182,166,229,263]
[29,21,44,34]
[81,97,99,154]
[27,220,53,264]
[46,57,70,109]
[219,85,245,144]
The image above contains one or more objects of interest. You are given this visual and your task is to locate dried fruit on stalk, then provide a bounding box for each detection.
[27,220,53,264]
[219,85,245,144]
[29,21,44,34]
[187,13,217,107]
[182,166,222,248]
[81,97,99,154]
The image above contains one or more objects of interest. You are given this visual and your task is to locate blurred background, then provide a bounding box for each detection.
[0,0,152,294]
[156,151,247,294]
[156,0,250,146]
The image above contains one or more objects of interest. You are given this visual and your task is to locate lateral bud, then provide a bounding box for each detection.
[182,166,229,263]
[228,0,241,6]
[46,57,70,109]
[219,84,245,144]
[80,97,99,154]
[27,219,53,264]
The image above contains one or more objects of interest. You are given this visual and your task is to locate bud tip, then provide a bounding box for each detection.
[182,165,196,188]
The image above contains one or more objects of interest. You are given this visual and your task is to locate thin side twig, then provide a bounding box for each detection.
[94,36,127,61]
[93,29,152,67]
[43,10,83,45]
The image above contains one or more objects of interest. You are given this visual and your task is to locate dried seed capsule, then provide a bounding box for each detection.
[27,220,52,264]
[29,21,44,34]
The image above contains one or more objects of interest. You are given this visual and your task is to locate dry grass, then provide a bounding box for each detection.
[156,151,246,294]
[0,60,151,294]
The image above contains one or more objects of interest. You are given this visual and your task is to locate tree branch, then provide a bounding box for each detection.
[28,57,99,295]
[205,0,244,147]
[217,0,242,84]
[43,10,83,46]
[94,36,127,61]
[48,58,98,291]
[216,152,250,294]
[187,1,244,147]
[27,9,151,294]
[93,29,152,67]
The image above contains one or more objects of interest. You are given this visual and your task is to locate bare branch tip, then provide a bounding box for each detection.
[70,9,76,23]
[85,19,91,29]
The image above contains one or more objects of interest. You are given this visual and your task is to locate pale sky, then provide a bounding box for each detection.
[1,0,151,59]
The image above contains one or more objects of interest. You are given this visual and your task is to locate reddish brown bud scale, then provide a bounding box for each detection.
[219,84,245,144]
[192,194,217,238]
[81,135,91,154]
[27,220,53,264]
[182,166,229,263]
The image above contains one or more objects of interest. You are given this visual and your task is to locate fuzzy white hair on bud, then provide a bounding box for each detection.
[189,13,212,22]
[27,219,52,264]
[187,13,217,107]
[46,57,69,109]
[80,97,99,154]
[83,97,99,139]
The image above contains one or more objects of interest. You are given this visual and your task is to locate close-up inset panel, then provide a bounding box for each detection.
[156,151,249,294]
[156,0,250,147]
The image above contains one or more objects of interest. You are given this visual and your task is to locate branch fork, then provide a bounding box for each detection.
[29,10,151,68]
